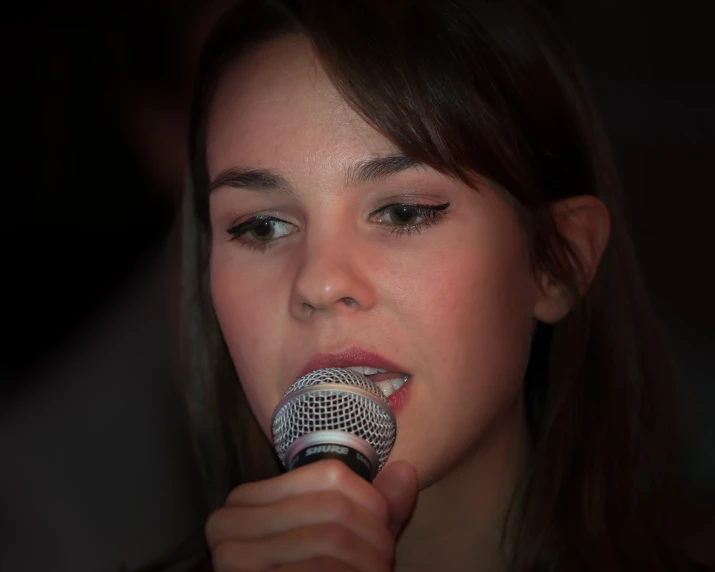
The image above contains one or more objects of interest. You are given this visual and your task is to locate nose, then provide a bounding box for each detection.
[291,229,377,320]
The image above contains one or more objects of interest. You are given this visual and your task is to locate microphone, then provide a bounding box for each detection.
[271,368,397,482]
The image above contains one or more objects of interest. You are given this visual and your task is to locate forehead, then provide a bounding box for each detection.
[206,35,396,178]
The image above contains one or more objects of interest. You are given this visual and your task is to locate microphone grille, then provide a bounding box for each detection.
[271,368,396,471]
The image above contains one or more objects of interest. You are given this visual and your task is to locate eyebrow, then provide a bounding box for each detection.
[209,167,293,195]
[345,154,423,187]
[209,154,423,194]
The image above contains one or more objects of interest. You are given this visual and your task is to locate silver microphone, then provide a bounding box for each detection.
[271,368,397,481]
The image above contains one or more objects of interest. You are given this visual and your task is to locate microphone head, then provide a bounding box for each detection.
[271,368,397,474]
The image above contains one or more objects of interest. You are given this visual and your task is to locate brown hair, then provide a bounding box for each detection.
[161,0,694,570]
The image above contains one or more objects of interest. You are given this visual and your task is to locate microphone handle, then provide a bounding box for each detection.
[287,442,375,481]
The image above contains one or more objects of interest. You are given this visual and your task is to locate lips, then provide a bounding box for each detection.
[297,347,411,401]
[298,347,408,379]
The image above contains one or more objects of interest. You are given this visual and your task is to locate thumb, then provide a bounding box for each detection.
[373,460,419,537]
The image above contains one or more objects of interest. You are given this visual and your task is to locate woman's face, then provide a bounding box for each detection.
[208,36,540,488]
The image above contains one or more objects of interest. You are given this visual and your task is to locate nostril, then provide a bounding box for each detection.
[341,297,357,308]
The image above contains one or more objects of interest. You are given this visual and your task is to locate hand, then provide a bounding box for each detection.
[206,459,418,572]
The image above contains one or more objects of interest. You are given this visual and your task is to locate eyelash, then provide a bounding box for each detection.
[375,202,450,236]
[226,202,451,252]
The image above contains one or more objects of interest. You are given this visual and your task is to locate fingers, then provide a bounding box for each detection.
[211,524,390,572]
[207,460,400,572]
[226,460,390,525]
[372,461,419,536]
[206,489,394,558]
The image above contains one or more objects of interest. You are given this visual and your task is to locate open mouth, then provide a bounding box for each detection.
[344,366,410,398]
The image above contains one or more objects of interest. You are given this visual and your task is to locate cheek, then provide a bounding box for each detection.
[393,235,536,373]
[211,264,260,364]
[384,228,536,486]
[209,252,287,427]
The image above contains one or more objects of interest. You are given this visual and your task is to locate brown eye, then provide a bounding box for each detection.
[371,202,451,236]
[249,219,275,241]
[389,205,420,226]
[227,216,296,245]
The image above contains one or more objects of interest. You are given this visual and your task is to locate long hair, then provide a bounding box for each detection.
[159,1,692,570]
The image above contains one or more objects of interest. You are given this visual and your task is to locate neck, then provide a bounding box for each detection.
[394,395,530,572]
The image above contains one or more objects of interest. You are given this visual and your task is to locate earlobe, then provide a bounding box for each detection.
[533,195,611,324]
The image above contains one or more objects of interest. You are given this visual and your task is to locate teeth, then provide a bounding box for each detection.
[375,375,409,398]
[346,366,387,376]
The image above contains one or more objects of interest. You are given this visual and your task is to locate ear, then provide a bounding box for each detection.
[533,195,611,324]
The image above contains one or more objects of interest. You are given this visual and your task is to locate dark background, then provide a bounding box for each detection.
[1,0,713,570]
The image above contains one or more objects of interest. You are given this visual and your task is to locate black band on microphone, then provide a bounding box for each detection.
[287,442,375,481]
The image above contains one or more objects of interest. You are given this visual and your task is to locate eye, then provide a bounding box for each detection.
[371,202,450,235]
[226,215,297,250]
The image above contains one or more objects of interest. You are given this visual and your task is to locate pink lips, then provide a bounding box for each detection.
[297,347,412,415]
[298,347,408,379]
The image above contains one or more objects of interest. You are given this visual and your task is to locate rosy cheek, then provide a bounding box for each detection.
[212,278,275,422]
[211,266,253,347]
[219,304,261,363]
